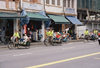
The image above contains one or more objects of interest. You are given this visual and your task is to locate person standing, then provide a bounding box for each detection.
[98,31,100,45]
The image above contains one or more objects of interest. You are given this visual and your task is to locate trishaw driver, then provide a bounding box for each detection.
[46,28,54,42]
[13,30,20,42]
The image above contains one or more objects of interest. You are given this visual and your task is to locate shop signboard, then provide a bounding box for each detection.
[64,8,75,14]
[23,2,43,10]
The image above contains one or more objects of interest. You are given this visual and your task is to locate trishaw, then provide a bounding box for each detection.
[8,38,30,49]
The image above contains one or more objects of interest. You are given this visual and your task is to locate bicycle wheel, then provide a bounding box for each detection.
[44,39,50,46]
[8,42,15,49]
[25,41,30,49]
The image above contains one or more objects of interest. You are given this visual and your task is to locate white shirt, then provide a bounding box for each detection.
[24,35,29,42]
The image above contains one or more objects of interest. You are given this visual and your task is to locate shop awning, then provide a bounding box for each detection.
[27,12,50,21]
[66,16,82,24]
[48,15,70,24]
[0,12,24,19]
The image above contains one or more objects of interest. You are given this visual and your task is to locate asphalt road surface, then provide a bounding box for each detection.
[0,41,100,68]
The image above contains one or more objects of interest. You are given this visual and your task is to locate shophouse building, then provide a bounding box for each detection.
[0,0,20,42]
[0,0,82,42]
[77,0,100,37]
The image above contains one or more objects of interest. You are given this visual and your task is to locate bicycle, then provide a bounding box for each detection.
[44,36,54,46]
[0,36,15,49]
[44,36,62,46]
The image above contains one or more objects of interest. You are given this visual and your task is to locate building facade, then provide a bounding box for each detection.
[77,0,100,37]
[0,0,20,42]
[0,0,81,42]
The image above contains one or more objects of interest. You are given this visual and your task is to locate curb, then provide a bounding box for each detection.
[0,40,83,49]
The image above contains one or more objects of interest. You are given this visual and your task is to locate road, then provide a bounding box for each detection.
[0,41,100,68]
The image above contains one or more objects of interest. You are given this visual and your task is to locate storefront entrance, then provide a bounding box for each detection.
[0,19,13,43]
[27,20,42,42]
[53,24,62,32]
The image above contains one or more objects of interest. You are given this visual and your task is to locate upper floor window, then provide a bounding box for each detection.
[52,0,55,5]
[72,0,74,8]
[68,0,70,7]
[9,0,15,1]
[46,0,49,4]
[30,0,33,2]
[37,0,41,3]
[57,0,60,6]
[1,0,19,1]
[24,0,37,2]
[63,0,66,7]
[23,0,32,2]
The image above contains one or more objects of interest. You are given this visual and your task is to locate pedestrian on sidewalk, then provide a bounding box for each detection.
[98,32,100,45]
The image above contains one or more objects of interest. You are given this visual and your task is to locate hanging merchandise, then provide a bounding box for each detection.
[24,24,27,34]
[45,21,51,28]
[20,9,30,26]
[31,25,34,30]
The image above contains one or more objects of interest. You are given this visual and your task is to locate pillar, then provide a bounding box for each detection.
[97,23,99,29]
[41,21,45,42]
[92,23,94,30]
[14,19,19,33]
[79,13,82,20]
[6,0,9,9]
[62,24,65,31]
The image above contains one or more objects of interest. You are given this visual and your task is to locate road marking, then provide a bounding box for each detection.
[95,58,100,60]
[87,43,94,45]
[62,47,75,50]
[13,53,32,56]
[26,52,100,68]
[68,43,73,44]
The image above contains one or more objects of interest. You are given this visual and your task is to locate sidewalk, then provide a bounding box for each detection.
[0,43,8,49]
[0,39,83,49]
[0,42,44,49]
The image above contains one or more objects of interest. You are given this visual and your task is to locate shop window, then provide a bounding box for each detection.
[57,0,60,6]
[46,0,49,4]
[52,0,55,5]
[30,0,35,2]
[37,0,41,3]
